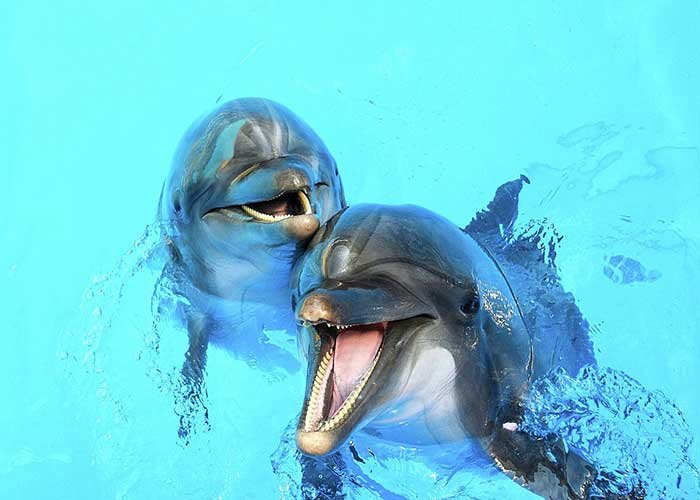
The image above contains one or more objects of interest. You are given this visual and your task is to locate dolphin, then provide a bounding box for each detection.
[158,98,345,432]
[290,203,602,499]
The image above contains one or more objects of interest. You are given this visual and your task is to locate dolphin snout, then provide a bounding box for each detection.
[298,294,338,324]
[282,213,320,240]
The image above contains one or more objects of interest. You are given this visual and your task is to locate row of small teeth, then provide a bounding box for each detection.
[303,348,333,431]
[329,324,352,330]
[241,191,312,223]
[319,347,381,432]
[241,204,292,221]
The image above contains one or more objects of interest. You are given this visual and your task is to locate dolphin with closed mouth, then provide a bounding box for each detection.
[158,98,345,433]
[291,203,603,499]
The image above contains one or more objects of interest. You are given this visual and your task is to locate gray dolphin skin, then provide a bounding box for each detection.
[158,98,345,430]
[291,204,601,499]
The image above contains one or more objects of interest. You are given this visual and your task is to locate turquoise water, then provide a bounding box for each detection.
[2,1,700,498]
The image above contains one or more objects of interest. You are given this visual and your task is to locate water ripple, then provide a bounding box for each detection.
[521,366,700,498]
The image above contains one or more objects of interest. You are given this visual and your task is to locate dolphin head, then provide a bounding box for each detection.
[291,204,533,456]
[160,98,345,308]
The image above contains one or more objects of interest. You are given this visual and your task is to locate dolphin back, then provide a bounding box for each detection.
[464,175,596,378]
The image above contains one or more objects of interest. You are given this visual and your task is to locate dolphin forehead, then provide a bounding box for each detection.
[168,98,337,208]
[294,204,477,295]
[185,98,330,179]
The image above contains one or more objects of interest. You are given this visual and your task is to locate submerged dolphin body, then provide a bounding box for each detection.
[290,203,600,498]
[159,98,345,430]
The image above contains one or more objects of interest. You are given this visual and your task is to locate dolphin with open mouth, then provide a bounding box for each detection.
[158,98,345,431]
[291,203,603,499]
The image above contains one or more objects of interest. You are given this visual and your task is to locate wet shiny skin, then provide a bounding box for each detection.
[160,97,346,342]
[291,204,534,455]
[291,203,603,498]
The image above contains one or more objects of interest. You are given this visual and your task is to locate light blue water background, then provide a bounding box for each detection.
[2,1,699,498]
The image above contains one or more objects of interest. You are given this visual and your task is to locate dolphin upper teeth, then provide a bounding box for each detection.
[325,323,350,331]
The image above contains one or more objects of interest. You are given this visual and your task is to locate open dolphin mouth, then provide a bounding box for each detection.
[302,321,387,433]
[208,190,313,222]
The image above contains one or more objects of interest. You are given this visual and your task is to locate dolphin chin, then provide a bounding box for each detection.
[296,429,342,457]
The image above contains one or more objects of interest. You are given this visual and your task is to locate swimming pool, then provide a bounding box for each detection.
[2,1,699,498]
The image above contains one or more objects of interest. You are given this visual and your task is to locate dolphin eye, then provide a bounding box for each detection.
[460,290,480,315]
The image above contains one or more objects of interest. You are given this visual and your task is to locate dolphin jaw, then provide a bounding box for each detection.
[295,314,438,456]
[298,321,386,448]
[241,190,312,222]
[204,190,313,223]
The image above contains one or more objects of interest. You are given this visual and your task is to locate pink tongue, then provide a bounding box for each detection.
[330,323,385,415]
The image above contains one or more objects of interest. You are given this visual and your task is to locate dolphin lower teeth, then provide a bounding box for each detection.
[303,326,383,433]
[303,347,334,432]
[241,190,310,222]
[241,204,295,222]
[241,204,278,222]
[318,347,382,432]
[304,348,382,432]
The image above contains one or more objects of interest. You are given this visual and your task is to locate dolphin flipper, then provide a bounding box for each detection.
[489,425,597,499]
[490,426,646,500]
